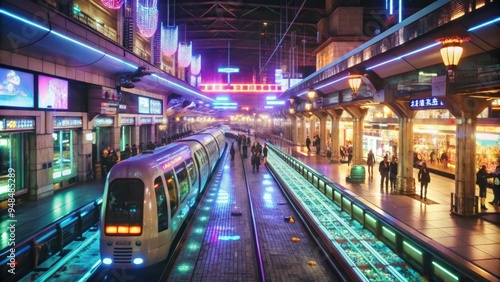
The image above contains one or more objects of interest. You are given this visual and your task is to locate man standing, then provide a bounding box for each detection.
[379,155,390,192]
[305,136,311,153]
[389,156,398,192]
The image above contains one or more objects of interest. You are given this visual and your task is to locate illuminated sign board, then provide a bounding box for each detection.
[0,118,36,131]
[54,117,83,128]
[200,84,283,93]
[218,67,240,73]
[409,98,445,109]
[94,117,114,126]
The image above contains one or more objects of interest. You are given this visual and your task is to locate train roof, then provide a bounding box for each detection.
[107,143,191,180]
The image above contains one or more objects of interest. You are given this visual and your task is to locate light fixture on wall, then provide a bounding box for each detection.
[307,88,316,100]
[348,74,362,99]
[436,36,470,82]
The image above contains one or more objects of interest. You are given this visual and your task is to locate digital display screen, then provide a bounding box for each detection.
[138,96,150,114]
[150,99,162,114]
[0,67,35,108]
[38,75,69,109]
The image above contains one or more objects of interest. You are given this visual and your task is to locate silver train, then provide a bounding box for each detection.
[100,127,226,268]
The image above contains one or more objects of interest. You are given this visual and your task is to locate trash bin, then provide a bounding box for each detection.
[349,165,366,183]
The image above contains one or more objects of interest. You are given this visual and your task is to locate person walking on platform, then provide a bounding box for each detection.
[379,155,390,191]
[262,144,268,164]
[305,136,311,154]
[230,142,235,161]
[418,162,431,200]
[366,149,375,179]
[389,156,398,192]
[251,152,261,172]
[242,142,248,158]
[347,145,353,166]
[315,135,321,155]
[476,165,492,210]
[490,165,500,206]
[131,144,138,156]
[440,151,448,169]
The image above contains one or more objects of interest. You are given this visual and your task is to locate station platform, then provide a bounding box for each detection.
[1,139,499,280]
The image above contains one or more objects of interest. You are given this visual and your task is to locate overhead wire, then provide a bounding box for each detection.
[260,0,306,75]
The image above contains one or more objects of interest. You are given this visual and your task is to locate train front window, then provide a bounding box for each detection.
[105,179,144,235]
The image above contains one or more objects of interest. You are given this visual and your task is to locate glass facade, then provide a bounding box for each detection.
[52,130,75,181]
[0,133,25,200]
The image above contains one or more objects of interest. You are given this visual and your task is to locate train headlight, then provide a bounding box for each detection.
[133,258,144,265]
[135,240,142,246]
[102,258,113,265]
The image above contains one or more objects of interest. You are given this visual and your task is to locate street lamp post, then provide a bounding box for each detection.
[436,36,470,82]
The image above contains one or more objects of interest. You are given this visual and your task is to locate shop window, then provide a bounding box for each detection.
[0,134,24,200]
[53,131,75,180]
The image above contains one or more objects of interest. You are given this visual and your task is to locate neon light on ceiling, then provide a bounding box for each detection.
[468,17,500,31]
[0,8,215,102]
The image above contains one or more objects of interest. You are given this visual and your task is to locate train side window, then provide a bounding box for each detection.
[185,158,197,184]
[175,164,190,202]
[154,176,168,232]
[164,172,178,215]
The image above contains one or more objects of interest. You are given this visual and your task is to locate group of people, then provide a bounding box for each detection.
[101,146,119,178]
[371,149,430,199]
[376,154,399,193]
[232,134,268,173]
[476,165,500,210]
[305,135,321,155]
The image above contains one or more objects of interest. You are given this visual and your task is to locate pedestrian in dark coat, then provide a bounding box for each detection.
[418,162,431,200]
[230,143,235,161]
[476,165,492,210]
[379,155,390,192]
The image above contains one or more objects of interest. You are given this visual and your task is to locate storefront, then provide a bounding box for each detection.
[155,117,167,144]
[94,116,114,161]
[120,116,135,152]
[52,117,83,189]
[0,117,35,201]
[139,117,153,147]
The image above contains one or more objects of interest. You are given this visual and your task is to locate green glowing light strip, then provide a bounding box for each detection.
[382,226,396,237]
[365,213,377,223]
[432,261,459,281]
[403,241,422,255]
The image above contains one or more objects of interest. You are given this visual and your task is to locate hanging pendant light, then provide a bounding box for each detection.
[101,0,124,9]
[136,2,158,38]
[161,24,178,56]
[178,42,192,68]
[190,54,201,75]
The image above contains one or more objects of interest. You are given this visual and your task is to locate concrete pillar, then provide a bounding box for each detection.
[326,109,342,163]
[77,129,94,182]
[289,115,298,144]
[396,117,416,195]
[352,117,364,166]
[343,106,367,166]
[319,114,327,156]
[29,133,54,200]
[453,117,478,215]
[300,117,307,145]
